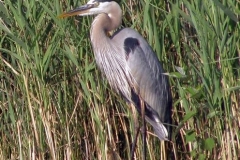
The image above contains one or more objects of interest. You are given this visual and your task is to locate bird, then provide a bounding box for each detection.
[59,0,172,159]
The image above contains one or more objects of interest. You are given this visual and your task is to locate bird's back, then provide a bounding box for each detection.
[111,28,172,139]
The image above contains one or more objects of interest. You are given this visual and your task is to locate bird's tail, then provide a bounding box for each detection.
[134,101,169,140]
[144,104,169,140]
[129,90,169,140]
[145,116,168,140]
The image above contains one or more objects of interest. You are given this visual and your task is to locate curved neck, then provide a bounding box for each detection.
[90,3,122,46]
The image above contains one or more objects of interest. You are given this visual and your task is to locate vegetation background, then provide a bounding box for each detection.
[0,0,239,159]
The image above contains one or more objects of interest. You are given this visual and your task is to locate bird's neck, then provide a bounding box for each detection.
[90,2,122,43]
[90,13,122,51]
[91,14,121,34]
[90,2,122,56]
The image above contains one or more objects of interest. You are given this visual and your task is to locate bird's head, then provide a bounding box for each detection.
[58,0,120,18]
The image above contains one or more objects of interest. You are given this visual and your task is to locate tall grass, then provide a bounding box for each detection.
[0,0,239,159]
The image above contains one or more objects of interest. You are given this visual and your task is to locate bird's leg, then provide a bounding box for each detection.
[130,104,140,160]
[140,98,146,160]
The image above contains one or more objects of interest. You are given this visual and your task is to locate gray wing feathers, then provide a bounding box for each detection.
[111,28,172,140]
[126,40,169,140]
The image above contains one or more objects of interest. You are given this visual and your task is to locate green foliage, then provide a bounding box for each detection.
[0,0,239,159]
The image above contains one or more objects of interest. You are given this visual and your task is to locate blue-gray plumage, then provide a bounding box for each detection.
[59,0,172,158]
[111,28,172,140]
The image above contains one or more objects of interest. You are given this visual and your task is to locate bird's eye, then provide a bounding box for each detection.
[94,1,99,7]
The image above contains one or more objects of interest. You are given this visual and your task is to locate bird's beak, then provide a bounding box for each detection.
[58,3,95,18]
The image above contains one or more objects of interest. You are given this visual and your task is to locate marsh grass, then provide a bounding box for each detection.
[0,0,239,159]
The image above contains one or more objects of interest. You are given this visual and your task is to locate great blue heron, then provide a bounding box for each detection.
[59,0,172,159]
